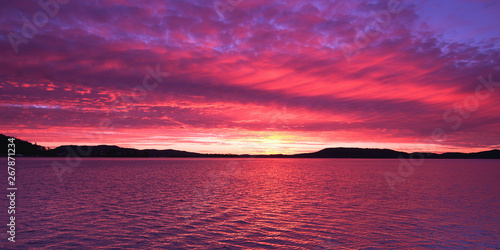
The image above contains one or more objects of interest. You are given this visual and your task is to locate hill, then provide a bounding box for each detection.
[47,145,204,157]
[293,147,408,158]
[0,134,48,156]
[1,134,499,159]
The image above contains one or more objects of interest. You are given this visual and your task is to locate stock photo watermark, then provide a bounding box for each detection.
[177,104,296,222]
[6,137,17,242]
[213,0,243,19]
[178,144,254,220]
[51,64,170,182]
[315,237,341,249]
[340,0,411,62]
[270,107,291,130]
[179,160,243,219]
[384,72,500,191]
[8,0,71,54]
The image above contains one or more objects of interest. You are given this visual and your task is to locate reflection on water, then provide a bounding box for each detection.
[6,158,500,248]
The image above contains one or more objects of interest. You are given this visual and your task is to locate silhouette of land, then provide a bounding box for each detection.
[1,134,499,159]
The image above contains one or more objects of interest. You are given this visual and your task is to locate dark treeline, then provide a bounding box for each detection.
[1,134,499,159]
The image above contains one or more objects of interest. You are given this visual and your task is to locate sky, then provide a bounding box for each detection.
[1,0,499,154]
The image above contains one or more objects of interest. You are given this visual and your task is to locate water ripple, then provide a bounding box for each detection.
[5,158,499,249]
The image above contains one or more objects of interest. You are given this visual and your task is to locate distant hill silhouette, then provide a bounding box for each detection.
[1,134,499,159]
[293,148,408,158]
[424,150,500,159]
[0,134,47,156]
[292,147,500,159]
[47,145,204,157]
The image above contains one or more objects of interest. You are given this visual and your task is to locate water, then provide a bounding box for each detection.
[3,158,499,249]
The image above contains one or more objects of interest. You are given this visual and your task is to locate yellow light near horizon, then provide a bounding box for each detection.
[250,135,295,155]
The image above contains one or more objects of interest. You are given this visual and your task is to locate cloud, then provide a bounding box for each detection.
[1,0,499,153]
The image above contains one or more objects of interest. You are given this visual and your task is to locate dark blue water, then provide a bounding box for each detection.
[2,158,499,249]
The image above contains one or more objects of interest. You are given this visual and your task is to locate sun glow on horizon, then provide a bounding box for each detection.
[1,0,499,154]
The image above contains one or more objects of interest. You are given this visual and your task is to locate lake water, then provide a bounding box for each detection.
[3,158,499,249]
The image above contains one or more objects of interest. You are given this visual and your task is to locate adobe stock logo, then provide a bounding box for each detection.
[340,0,412,62]
[8,0,70,54]
[213,0,243,19]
